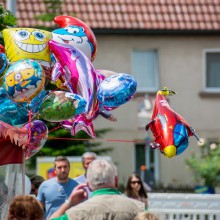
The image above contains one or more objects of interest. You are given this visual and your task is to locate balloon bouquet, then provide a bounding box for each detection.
[0,15,137,160]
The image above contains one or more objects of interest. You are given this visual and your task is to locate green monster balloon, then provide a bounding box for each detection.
[39,91,86,122]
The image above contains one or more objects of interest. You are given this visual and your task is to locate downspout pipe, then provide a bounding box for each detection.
[6,0,17,16]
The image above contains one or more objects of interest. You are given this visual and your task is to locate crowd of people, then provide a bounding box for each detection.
[4,153,159,220]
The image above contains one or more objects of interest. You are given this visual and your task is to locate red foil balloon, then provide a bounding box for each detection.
[146,87,200,158]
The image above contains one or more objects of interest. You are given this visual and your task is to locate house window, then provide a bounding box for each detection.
[132,50,159,92]
[203,50,220,91]
[135,144,146,171]
[135,142,159,188]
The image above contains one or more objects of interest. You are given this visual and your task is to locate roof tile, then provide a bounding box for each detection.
[2,0,220,31]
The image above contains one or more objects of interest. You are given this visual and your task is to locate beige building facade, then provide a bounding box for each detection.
[92,34,220,187]
[4,0,220,188]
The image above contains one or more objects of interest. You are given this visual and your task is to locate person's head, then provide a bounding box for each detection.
[54,156,70,182]
[134,211,159,220]
[87,159,118,191]
[7,195,45,220]
[125,173,147,198]
[30,175,45,196]
[81,152,97,172]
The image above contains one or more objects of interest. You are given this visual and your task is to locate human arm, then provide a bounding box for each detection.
[39,201,45,210]
[48,183,88,220]
[36,184,45,211]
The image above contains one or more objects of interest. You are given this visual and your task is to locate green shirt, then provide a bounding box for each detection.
[90,188,122,197]
[52,213,69,220]
[51,188,121,220]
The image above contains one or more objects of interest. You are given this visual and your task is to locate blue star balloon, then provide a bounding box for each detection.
[97,73,137,108]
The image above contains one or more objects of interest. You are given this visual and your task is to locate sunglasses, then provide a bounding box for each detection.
[131,181,141,185]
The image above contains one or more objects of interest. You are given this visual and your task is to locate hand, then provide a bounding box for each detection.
[48,183,88,220]
[68,183,88,206]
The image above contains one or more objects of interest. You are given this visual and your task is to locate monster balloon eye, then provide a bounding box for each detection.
[65,27,80,34]
[32,31,46,41]
[15,30,30,40]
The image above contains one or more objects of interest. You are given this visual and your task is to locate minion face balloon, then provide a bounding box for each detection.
[2,28,52,68]
[3,59,45,102]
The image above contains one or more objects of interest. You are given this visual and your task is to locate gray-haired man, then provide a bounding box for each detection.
[49,159,145,220]
[74,152,97,197]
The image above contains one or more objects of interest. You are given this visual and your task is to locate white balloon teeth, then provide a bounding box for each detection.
[15,41,47,53]
[0,121,28,148]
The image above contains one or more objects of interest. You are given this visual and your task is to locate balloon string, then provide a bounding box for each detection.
[49,125,62,132]
[46,125,145,143]
[47,137,145,143]
[51,87,59,92]
[19,91,30,103]
[27,110,33,146]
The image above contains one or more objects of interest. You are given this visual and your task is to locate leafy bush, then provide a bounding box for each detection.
[152,182,194,193]
[185,139,220,188]
[0,4,16,45]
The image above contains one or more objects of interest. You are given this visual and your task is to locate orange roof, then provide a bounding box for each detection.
[4,0,220,31]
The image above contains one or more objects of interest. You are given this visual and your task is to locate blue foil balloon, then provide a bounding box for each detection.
[97,73,137,108]
[0,87,28,126]
[0,53,8,77]
[0,87,48,126]
[2,59,45,102]
[29,90,49,113]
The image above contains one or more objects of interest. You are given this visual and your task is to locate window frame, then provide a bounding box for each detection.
[203,49,220,93]
[132,49,159,93]
[134,143,159,183]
